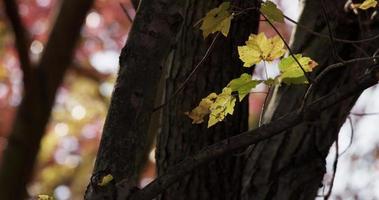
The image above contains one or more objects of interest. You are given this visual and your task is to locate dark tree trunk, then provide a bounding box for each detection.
[0,1,94,199]
[84,0,183,199]
[156,1,260,199]
[241,0,379,199]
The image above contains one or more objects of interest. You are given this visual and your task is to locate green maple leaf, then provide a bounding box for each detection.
[200,2,233,38]
[260,1,284,23]
[228,73,261,100]
[279,54,318,84]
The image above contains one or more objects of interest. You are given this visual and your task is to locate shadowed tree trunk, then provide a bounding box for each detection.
[84,0,183,199]
[241,0,379,199]
[156,0,259,199]
[0,0,94,199]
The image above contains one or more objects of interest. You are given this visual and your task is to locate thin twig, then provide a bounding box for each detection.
[339,116,354,156]
[324,134,339,200]
[153,33,220,112]
[261,13,312,83]
[300,56,379,111]
[125,67,379,200]
[320,0,345,63]
[120,3,133,23]
[283,15,379,44]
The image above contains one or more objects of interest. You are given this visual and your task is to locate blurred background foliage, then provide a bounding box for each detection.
[0,0,378,199]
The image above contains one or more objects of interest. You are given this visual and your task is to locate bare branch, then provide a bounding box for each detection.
[126,67,379,200]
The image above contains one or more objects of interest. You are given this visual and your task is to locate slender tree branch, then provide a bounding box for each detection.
[261,13,312,83]
[125,67,379,200]
[3,0,32,86]
[153,33,220,112]
[283,14,379,44]
[320,0,344,63]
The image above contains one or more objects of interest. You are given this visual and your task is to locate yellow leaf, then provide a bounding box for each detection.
[238,33,286,67]
[185,93,218,124]
[200,2,233,38]
[354,0,378,10]
[38,195,54,200]
[98,174,114,186]
[208,88,236,127]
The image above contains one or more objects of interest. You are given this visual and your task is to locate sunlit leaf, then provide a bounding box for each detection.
[98,174,114,186]
[227,73,261,100]
[238,33,286,67]
[279,54,318,84]
[260,1,284,23]
[208,87,236,127]
[185,93,218,124]
[200,2,233,38]
[360,0,378,9]
[38,195,54,200]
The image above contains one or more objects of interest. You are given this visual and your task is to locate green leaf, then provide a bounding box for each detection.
[238,33,286,67]
[200,2,233,38]
[278,54,318,84]
[264,76,281,86]
[98,174,114,186]
[227,73,261,100]
[260,1,285,23]
[208,88,236,127]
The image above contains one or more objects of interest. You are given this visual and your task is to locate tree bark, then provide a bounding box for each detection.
[0,0,94,199]
[156,1,259,199]
[241,0,379,199]
[84,0,183,199]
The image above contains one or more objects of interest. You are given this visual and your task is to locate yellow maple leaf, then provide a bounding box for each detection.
[200,2,233,38]
[360,0,377,9]
[208,87,236,127]
[37,195,54,200]
[185,93,218,124]
[351,0,378,10]
[238,33,286,67]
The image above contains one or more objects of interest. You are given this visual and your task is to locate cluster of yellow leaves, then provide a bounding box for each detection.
[186,88,236,128]
[187,74,263,127]
[185,93,217,125]
[208,88,236,127]
[238,33,286,67]
[187,1,319,128]
[200,2,233,38]
[351,0,378,10]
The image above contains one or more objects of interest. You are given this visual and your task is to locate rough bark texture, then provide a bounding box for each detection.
[0,0,94,199]
[241,0,379,199]
[84,0,183,199]
[156,1,259,199]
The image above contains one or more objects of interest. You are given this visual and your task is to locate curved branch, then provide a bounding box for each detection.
[126,67,379,200]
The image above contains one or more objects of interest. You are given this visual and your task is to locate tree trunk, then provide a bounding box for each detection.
[84,0,183,199]
[0,0,94,199]
[156,1,259,199]
[241,0,379,199]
